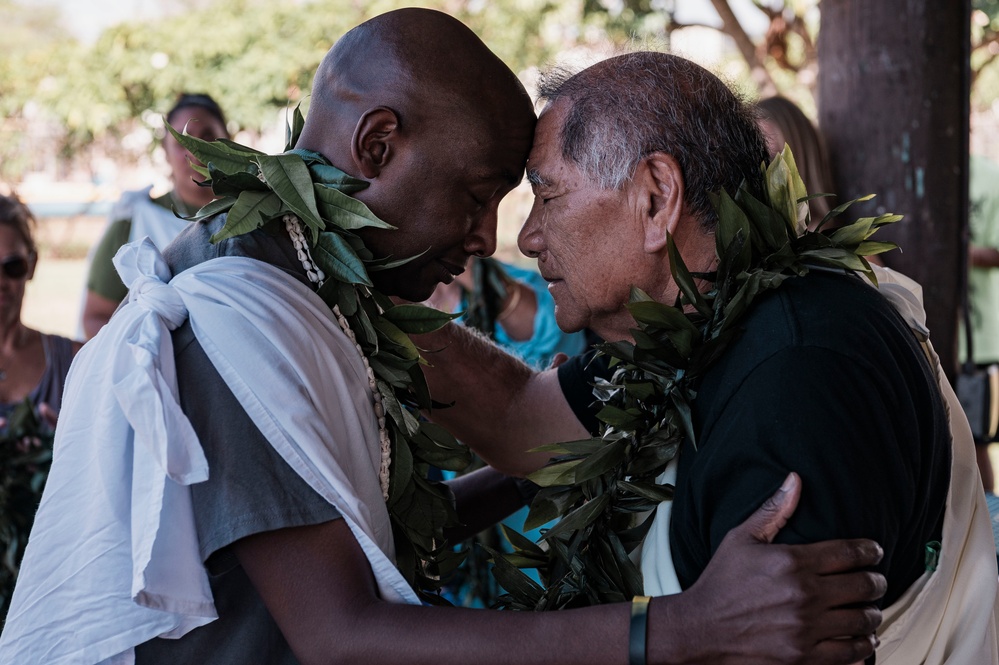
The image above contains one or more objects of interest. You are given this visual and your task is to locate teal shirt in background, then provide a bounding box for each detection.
[455,261,587,368]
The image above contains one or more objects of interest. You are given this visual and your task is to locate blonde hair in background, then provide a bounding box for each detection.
[756,96,835,224]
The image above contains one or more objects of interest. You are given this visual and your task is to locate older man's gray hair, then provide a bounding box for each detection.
[537,52,769,228]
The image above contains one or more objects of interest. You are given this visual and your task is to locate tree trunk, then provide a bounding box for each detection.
[818,1,970,378]
[708,0,776,95]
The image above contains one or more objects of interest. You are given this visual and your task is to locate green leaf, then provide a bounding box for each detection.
[737,188,788,253]
[208,165,269,198]
[541,494,611,543]
[828,216,876,246]
[765,152,798,234]
[309,164,369,195]
[627,300,699,335]
[365,249,427,272]
[486,547,545,606]
[815,194,876,232]
[713,189,753,274]
[573,439,628,483]
[857,240,898,256]
[528,459,584,487]
[666,233,712,318]
[209,191,282,243]
[800,246,869,272]
[314,184,395,231]
[314,231,372,286]
[372,316,421,361]
[623,381,657,401]
[382,303,459,335]
[217,138,265,155]
[500,524,547,557]
[526,487,582,531]
[530,438,607,456]
[285,103,305,151]
[617,480,674,504]
[186,196,236,222]
[257,153,324,240]
[596,405,643,431]
[166,123,260,175]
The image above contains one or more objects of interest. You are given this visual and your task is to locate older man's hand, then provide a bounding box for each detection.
[648,472,884,665]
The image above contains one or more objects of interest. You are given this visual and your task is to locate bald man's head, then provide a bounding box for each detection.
[297,9,535,301]
[301,9,531,150]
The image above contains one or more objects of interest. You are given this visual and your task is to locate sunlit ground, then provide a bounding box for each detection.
[23,258,86,340]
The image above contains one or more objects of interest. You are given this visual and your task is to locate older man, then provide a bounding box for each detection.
[2,14,884,665]
[424,53,999,663]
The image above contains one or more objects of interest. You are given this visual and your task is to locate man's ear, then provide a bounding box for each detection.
[640,151,685,254]
[351,107,400,179]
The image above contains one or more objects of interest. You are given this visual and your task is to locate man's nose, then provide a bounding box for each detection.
[518,206,544,258]
[464,207,498,258]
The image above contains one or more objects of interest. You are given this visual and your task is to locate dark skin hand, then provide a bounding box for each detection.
[233,472,883,665]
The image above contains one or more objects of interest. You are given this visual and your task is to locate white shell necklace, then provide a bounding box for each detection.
[284,213,392,499]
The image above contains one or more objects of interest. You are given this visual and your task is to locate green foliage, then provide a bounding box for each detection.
[492,146,900,611]
[0,0,565,180]
[0,398,55,620]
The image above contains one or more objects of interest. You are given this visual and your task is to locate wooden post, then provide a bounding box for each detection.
[818,0,970,378]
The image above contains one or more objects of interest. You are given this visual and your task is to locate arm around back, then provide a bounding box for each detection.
[417,322,589,476]
[232,471,884,665]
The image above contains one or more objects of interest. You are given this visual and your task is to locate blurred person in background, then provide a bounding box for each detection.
[427,256,587,369]
[756,96,835,226]
[0,192,81,617]
[426,257,587,606]
[0,193,80,421]
[80,93,230,338]
[962,154,999,494]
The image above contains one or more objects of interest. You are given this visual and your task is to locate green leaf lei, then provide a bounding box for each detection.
[490,146,901,610]
[0,399,54,619]
[168,109,471,603]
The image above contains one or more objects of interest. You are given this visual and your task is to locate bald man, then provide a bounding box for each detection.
[1,10,885,665]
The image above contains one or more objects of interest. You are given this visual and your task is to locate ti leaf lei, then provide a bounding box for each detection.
[490,146,901,610]
[168,109,471,603]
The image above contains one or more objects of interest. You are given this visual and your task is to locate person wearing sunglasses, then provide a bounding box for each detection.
[0,192,81,616]
[0,193,80,424]
[80,93,230,339]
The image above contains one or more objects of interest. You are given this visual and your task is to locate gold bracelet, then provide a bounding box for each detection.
[497,282,522,320]
[629,595,651,665]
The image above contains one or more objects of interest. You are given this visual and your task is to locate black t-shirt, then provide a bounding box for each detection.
[559,270,950,608]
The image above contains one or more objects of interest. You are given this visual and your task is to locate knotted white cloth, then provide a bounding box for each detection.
[0,238,418,665]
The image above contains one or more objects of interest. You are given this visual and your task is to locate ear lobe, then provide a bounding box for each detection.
[351,106,400,179]
[642,152,685,254]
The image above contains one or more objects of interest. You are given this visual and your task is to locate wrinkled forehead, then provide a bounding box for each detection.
[526,101,569,169]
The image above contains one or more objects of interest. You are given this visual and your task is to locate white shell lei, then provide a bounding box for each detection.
[284,214,392,499]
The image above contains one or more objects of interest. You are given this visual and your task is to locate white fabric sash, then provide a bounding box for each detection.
[638,266,999,663]
[874,274,999,664]
[0,239,418,665]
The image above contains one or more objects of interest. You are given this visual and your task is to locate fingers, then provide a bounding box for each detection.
[808,634,878,665]
[732,472,802,544]
[816,570,887,608]
[811,606,882,643]
[795,538,885,575]
[38,403,59,429]
[547,352,569,369]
